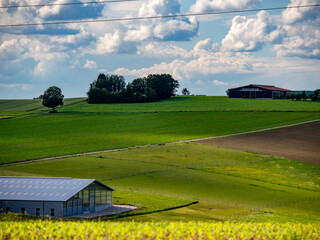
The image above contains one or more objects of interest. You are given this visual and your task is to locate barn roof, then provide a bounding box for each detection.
[0,177,114,202]
[228,84,293,92]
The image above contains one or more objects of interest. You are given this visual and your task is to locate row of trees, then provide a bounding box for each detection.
[87,74,180,103]
[287,89,320,101]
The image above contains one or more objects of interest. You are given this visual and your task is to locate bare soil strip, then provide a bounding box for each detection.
[198,121,320,164]
[1,119,319,167]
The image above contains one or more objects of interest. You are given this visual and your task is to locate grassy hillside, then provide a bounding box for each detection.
[1,96,320,114]
[2,143,319,222]
[62,96,320,112]
[1,111,319,163]
[1,96,319,224]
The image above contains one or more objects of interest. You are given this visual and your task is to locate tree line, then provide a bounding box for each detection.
[87,74,180,103]
[287,89,320,101]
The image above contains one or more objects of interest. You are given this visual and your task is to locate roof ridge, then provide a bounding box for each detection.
[0,176,74,180]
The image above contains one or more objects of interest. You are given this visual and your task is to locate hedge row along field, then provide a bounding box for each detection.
[1,221,319,239]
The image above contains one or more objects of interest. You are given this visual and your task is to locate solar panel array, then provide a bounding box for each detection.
[0,177,95,201]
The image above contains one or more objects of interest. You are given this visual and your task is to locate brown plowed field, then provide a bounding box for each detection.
[198,122,320,164]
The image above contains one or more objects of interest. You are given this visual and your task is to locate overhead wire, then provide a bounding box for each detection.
[0,0,145,9]
[0,4,319,28]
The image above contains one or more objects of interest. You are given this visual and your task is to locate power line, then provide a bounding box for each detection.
[0,0,145,9]
[0,4,319,28]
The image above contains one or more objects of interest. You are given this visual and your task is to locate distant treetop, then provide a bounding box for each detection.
[87,73,179,104]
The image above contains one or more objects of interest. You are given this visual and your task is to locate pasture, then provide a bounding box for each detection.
[1,96,320,114]
[2,143,319,221]
[0,96,319,224]
[1,111,319,164]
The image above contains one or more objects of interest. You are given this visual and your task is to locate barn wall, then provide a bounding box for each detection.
[228,89,273,99]
[0,200,63,217]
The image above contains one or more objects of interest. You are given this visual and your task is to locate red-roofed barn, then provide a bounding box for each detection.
[227,84,294,99]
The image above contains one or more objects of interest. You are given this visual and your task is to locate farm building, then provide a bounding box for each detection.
[227,84,294,99]
[0,177,114,217]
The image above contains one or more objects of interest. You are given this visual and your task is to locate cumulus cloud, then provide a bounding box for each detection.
[281,0,320,24]
[274,0,320,59]
[123,0,199,42]
[221,11,281,52]
[274,23,320,59]
[219,0,320,58]
[89,0,199,55]
[114,51,262,81]
[194,38,219,52]
[137,38,219,59]
[189,0,261,13]
[213,80,228,85]
[0,39,24,60]
[92,31,139,54]
[83,60,98,69]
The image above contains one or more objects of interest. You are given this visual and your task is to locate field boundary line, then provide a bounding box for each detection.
[1,118,319,167]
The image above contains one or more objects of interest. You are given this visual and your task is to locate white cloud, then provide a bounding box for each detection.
[37,0,67,18]
[194,38,218,52]
[274,0,320,59]
[219,0,320,58]
[83,60,98,69]
[0,83,32,91]
[213,80,228,86]
[114,51,261,81]
[281,0,320,24]
[138,43,189,58]
[221,11,280,52]
[274,23,320,59]
[0,39,24,60]
[189,0,261,13]
[92,31,138,54]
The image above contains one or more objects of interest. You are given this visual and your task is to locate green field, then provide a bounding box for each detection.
[1,96,320,224]
[2,143,319,221]
[1,96,320,114]
[1,111,319,164]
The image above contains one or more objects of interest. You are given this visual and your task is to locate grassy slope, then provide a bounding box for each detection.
[61,96,320,112]
[2,143,319,222]
[1,111,319,163]
[2,96,320,113]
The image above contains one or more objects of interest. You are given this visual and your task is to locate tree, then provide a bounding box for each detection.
[311,89,320,102]
[290,93,295,101]
[131,78,146,94]
[42,86,64,113]
[301,91,307,101]
[295,93,302,101]
[145,74,179,100]
[182,88,190,96]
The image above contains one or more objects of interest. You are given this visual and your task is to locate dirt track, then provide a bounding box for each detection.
[198,122,320,164]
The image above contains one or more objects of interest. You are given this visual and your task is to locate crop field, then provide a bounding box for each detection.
[1,96,320,238]
[60,96,320,113]
[1,220,319,240]
[1,111,319,164]
[199,121,320,164]
[2,143,320,221]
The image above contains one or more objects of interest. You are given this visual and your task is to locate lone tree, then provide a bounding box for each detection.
[182,88,190,96]
[42,86,64,113]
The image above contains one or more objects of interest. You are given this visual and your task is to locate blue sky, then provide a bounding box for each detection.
[0,0,319,99]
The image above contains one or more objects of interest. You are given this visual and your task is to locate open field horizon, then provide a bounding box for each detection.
[1,96,319,224]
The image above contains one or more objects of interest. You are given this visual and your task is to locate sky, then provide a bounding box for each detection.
[0,0,319,99]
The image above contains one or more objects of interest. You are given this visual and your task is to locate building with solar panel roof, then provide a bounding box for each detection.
[0,177,114,217]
